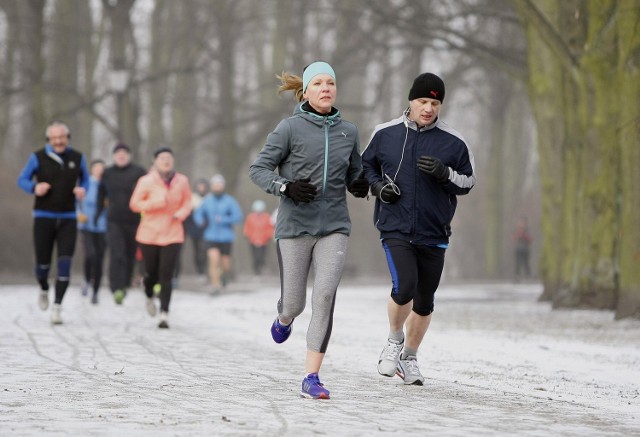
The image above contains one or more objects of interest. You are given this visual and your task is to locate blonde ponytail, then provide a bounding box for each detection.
[276,72,304,102]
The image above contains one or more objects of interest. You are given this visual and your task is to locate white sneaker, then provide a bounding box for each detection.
[38,290,49,311]
[396,355,424,385]
[50,304,63,325]
[146,298,157,317]
[158,311,169,329]
[377,338,404,377]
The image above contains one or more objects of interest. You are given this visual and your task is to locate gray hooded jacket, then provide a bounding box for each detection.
[249,102,362,239]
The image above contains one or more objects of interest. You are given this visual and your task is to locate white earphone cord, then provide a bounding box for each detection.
[380,115,409,199]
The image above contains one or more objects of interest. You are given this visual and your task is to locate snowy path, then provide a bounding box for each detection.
[1,280,638,436]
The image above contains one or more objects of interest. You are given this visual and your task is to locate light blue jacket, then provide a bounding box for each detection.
[77,177,107,233]
[194,193,243,243]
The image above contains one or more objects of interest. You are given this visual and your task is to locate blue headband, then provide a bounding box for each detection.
[302,61,336,92]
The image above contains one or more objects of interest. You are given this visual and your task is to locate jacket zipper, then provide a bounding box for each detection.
[323,119,329,197]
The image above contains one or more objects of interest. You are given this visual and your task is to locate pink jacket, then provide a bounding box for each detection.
[129,170,192,246]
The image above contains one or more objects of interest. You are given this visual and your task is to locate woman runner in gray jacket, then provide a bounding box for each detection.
[249,61,369,399]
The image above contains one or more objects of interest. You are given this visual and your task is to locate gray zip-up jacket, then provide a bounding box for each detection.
[249,102,362,239]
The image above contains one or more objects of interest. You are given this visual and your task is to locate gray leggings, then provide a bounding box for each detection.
[276,233,348,353]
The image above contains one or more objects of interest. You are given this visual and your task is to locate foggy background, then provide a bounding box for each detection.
[1,0,540,284]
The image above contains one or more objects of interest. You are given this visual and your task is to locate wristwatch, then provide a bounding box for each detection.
[279,183,288,194]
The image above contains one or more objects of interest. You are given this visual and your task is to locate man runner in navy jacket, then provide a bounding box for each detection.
[362,72,476,385]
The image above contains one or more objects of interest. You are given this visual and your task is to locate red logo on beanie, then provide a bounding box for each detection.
[430,90,439,98]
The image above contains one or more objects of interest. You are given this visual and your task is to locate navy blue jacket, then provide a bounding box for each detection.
[362,113,476,245]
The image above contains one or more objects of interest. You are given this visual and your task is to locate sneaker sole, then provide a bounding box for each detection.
[300,392,330,400]
[395,369,424,385]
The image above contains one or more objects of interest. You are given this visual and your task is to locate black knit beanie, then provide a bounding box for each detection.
[408,72,445,103]
[153,146,173,158]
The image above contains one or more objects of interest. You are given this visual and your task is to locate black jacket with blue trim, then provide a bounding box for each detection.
[361,113,476,245]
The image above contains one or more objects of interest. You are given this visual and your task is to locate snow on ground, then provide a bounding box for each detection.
[0,278,638,436]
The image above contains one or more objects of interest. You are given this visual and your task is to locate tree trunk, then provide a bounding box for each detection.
[613,0,640,318]
[18,0,47,152]
[0,1,18,161]
[146,0,170,156]
[49,0,86,151]
[103,0,141,159]
[212,0,241,190]
[516,0,566,301]
[170,2,199,174]
[516,0,639,318]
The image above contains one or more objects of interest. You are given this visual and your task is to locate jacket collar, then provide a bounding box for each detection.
[294,101,341,127]
[45,144,70,166]
[403,108,439,132]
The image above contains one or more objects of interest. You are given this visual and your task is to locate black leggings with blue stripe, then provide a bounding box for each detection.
[33,217,77,304]
[382,238,446,316]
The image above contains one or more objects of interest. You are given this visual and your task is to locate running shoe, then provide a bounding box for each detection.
[300,373,330,399]
[146,297,157,316]
[91,293,99,305]
[270,318,293,343]
[158,311,169,329]
[50,304,63,325]
[396,355,425,385]
[377,338,404,377]
[81,281,90,296]
[38,290,49,311]
[114,289,126,305]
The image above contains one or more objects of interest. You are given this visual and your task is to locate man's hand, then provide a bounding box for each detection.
[371,180,400,204]
[417,156,450,183]
[34,182,51,197]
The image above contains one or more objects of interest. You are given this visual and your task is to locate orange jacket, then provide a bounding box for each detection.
[243,211,274,246]
[129,170,192,246]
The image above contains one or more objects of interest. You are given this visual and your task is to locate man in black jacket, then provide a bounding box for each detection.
[362,73,476,386]
[97,143,147,304]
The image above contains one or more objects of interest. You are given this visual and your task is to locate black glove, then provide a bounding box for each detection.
[284,178,317,205]
[348,173,369,198]
[371,180,400,204]
[417,156,449,183]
